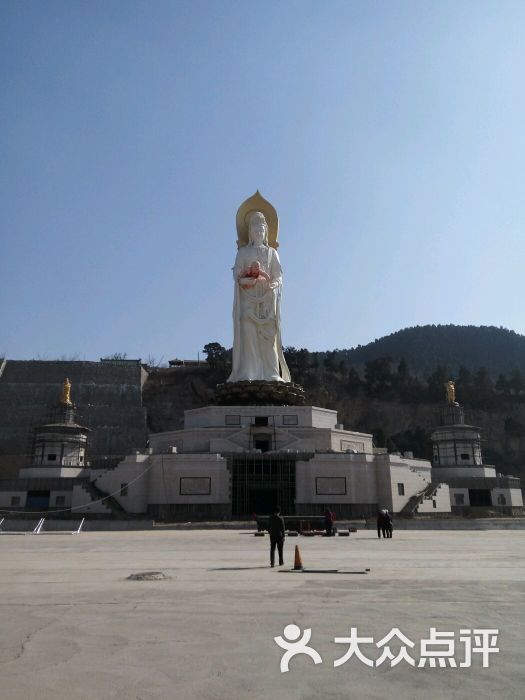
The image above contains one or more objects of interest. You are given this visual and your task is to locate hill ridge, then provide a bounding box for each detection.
[309,324,525,377]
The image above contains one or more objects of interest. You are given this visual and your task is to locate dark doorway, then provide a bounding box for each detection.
[26,490,50,509]
[230,455,295,517]
[249,487,279,515]
[254,438,271,453]
[468,489,491,507]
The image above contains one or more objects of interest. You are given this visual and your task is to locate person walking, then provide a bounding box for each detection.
[268,506,285,567]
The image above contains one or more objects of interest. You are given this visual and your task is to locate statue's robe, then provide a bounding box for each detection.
[227,243,290,383]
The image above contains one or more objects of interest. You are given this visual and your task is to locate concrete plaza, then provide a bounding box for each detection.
[0,529,523,699]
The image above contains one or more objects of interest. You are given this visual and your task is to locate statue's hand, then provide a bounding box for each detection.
[240,277,256,289]
[253,278,270,293]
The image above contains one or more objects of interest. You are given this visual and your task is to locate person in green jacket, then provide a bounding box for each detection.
[268,506,285,567]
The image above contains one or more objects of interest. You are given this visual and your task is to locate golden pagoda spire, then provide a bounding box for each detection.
[444,380,456,404]
[60,377,72,406]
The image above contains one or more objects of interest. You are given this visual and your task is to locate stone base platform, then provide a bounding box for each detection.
[215,380,306,406]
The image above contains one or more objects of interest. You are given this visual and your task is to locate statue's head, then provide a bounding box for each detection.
[247,211,268,246]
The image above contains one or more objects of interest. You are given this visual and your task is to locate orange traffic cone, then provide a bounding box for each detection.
[293,545,304,570]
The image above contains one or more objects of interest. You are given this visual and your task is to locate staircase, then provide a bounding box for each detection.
[400,481,439,516]
[81,479,128,519]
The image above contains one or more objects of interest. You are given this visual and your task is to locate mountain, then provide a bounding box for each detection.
[327,325,525,377]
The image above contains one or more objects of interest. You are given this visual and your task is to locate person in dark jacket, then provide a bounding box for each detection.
[324,508,335,537]
[377,510,386,538]
[384,510,393,538]
[268,506,285,567]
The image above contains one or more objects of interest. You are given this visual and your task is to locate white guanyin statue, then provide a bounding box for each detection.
[227,192,291,383]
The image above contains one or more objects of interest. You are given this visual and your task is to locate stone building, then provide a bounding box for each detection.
[431,401,523,514]
[0,359,148,478]
[0,390,452,519]
[76,403,451,519]
[2,365,524,521]
[0,373,143,518]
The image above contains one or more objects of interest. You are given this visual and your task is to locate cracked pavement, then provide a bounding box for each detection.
[0,530,524,699]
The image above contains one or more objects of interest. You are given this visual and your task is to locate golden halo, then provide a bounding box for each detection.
[235,191,279,249]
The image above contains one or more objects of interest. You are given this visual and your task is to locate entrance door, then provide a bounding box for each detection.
[249,486,279,515]
[468,489,491,507]
[230,455,295,517]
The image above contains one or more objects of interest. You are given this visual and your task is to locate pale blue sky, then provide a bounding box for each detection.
[1,1,524,362]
